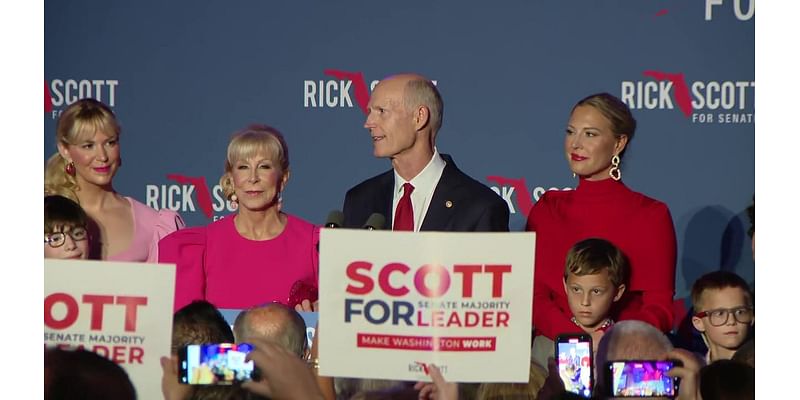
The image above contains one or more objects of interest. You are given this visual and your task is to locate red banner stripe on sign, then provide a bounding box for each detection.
[356,333,496,352]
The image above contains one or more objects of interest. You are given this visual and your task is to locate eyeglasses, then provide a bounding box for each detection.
[694,306,754,327]
[44,228,88,248]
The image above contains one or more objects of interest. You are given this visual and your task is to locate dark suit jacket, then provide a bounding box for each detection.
[342,154,510,231]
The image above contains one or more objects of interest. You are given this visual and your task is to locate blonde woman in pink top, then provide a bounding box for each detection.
[159,125,319,311]
[45,99,184,262]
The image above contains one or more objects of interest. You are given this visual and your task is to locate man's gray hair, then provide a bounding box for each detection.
[403,78,443,135]
[597,320,673,364]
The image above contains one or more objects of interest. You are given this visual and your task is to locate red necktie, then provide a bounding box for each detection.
[393,183,415,231]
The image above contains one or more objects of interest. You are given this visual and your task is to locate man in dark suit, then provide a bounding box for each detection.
[342,73,509,232]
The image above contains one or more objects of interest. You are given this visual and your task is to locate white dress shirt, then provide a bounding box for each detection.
[391,148,446,231]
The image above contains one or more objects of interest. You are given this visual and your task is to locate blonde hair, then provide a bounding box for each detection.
[219,124,289,200]
[564,238,630,288]
[476,362,547,400]
[44,99,121,202]
[573,92,636,160]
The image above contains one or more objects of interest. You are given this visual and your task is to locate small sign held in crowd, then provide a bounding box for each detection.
[44,259,176,400]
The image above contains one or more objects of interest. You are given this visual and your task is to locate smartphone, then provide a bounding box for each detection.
[555,333,593,398]
[178,343,255,385]
[605,360,677,397]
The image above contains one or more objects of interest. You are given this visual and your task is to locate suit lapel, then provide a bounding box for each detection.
[376,171,394,227]
[420,157,462,231]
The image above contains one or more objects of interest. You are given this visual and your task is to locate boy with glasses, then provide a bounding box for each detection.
[44,195,90,260]
[691,271,754,363]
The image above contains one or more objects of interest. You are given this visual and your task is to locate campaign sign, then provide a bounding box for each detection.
[318,230,535,382]
[44,259,176,400]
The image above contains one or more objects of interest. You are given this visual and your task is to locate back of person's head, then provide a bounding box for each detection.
[732,338,755,368]
[45,98,120,202]
[172,300,234,353]
[548,392,586,400]
[336,378,411,400]
[699,359,755,400]
[189,387,249,400]
[476,361,547,400]
[595,320,673,399]
[349,385,419,400]
[233,303,307,357]
[194,387,250,400]
[564,238,630,289]
[596,320,673,364]
[690,270,753,311]
[172,301,247,400]
[45,347,136,400]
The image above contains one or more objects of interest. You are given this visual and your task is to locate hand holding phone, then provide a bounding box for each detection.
[161,356,193,400]
[241,338,326,400]
[665,349,701,400]
[555,333,593,398]
[178,343,256,385]
[605,360,678,397]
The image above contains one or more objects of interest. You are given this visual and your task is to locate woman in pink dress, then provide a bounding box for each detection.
[44,99,184,262]
[159,125,319,311]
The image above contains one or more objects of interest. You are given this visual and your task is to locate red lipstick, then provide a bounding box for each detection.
[571,153,587,161]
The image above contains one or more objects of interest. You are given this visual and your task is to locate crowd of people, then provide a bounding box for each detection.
[44,73,755,399]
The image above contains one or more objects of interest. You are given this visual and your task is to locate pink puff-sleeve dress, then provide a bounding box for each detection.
[158,213,320,312]
[106,197,185,263]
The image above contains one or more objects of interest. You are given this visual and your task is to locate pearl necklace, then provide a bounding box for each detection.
[571,317,614,332]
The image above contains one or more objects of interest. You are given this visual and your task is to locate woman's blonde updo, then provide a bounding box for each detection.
[572,92,636,160]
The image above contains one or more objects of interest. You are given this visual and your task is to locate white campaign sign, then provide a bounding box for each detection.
[318,230,535,382]
[44,259,176,400]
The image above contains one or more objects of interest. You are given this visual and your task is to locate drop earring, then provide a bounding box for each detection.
[65,161,76,176]
[609,155,621,181]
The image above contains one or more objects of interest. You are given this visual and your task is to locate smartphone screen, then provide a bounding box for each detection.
[606,360,676,397]
[178,343,255,385]
[555,334,593,398]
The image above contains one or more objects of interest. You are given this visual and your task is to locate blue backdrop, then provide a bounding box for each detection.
[45,0,754,309]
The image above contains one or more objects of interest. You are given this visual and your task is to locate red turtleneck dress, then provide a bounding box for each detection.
[526,178,677,339]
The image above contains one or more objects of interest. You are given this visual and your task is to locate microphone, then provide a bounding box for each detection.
[319,210,344,253]
[324,210,344,228]
[362,213,386,230]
